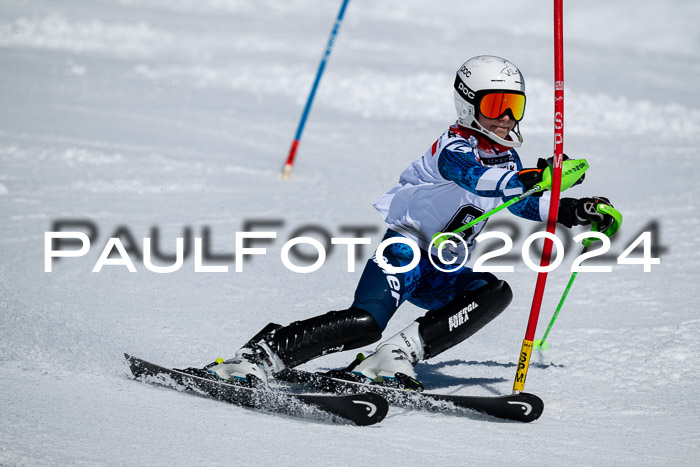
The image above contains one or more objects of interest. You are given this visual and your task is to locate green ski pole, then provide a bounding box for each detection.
[532,248,587,351]
[534,203,622,350]
[432,159,589,249]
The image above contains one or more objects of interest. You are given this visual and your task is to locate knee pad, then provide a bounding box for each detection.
[258,307,382,368]
[416,280,513,359]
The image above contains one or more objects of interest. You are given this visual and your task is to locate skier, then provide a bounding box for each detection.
[200,55,616,389]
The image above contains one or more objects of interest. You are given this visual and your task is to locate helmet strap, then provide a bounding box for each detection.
[512,122,523,143]
[469,118,523,149]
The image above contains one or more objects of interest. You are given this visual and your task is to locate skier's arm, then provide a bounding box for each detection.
[506,154,588,222]
[437,142,527,198]
[506,193,547,221]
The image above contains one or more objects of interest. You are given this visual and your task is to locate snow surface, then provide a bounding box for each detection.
[1,0,699,465]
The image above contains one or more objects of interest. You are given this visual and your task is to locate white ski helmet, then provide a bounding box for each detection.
[454,55,526,147]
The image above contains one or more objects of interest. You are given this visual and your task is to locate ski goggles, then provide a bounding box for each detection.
[478,92,526,121]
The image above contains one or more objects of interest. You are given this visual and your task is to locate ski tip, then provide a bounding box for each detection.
[123,353,150,379]
[124,353,139,369]
[123,354,139,374]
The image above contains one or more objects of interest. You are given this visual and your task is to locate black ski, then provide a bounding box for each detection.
[124,354,388,426]
[276,368,543,423]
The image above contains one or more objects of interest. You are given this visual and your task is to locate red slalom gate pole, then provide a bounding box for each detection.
[513,0,565,393]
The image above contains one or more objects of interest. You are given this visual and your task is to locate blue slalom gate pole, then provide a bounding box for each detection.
[282,0,351,179]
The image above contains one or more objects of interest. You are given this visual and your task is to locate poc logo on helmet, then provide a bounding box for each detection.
[457,82,475,100]
[459,65,471,77]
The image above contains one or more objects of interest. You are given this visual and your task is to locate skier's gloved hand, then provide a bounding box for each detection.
[536,153,585,187]
[517,167,546,196]
[558,197,615,231]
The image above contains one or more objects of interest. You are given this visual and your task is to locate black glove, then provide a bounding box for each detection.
[519,154,585,196]
[558,197,614,231]
[536,154,585,187]
[517,167,544,193]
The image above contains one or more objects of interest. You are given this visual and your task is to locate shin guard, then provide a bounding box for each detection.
[416,280,513,359]
[258,308,382,369]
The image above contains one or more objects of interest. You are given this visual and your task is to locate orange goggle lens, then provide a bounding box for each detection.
[479,92,526,121]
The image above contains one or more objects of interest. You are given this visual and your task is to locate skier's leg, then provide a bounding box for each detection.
[208,307,382,385]
[350,231,422,330]
[210,230,419,385]
[350,270,512,387]
[416,277,512,359]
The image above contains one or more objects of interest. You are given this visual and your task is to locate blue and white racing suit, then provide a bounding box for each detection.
[352,123,552,329]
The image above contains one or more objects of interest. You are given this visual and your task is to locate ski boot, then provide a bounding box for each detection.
[327,322,425,391]
[205,341,285,387]
[176,339,284,388]
[180,307,383,388]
